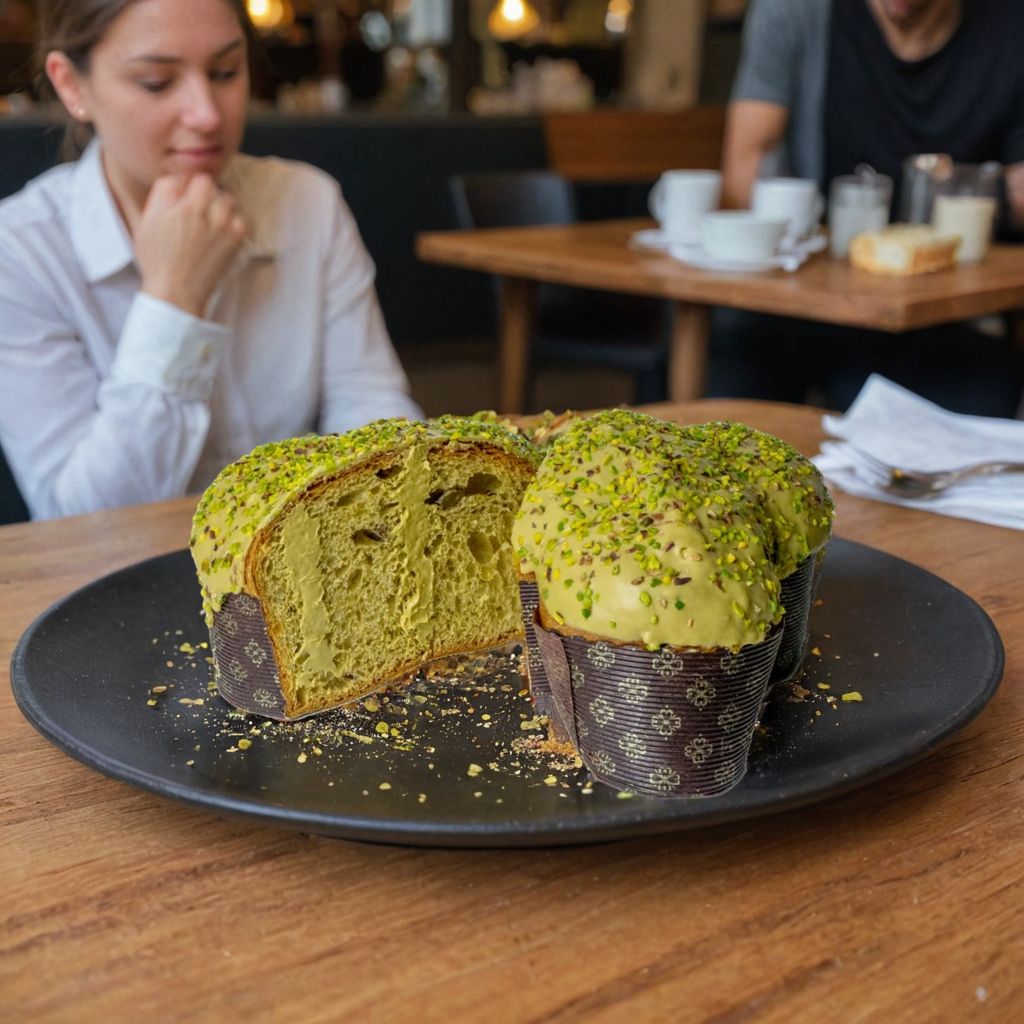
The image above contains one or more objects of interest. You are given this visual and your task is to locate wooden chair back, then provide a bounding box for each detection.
[543,106,726,183]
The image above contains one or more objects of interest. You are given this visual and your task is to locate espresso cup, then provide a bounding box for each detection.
[931,195,997,264]
[701,211,787,262]
[649,170,722,245]
[752,177,823,244]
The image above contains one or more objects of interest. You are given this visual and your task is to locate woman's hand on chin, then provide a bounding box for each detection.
[136,173,249,319]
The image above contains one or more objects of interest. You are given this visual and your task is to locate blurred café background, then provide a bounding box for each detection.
[0,1,792,415]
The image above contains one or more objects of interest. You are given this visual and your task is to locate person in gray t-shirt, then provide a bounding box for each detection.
[708,0,1024,417]
[721,0,1024,224]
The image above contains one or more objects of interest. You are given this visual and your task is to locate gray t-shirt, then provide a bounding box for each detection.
[730,0,832,185]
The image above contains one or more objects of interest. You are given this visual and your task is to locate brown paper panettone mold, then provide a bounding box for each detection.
[517,577,571,741]
[532,614,783,797]
[209,593,291,720]
[770,545,828,684]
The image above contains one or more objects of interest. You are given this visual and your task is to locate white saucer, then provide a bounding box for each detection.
[630,228,685,251]
[779,230,828,256]
[668,243,799,274]
[635,228,826,270]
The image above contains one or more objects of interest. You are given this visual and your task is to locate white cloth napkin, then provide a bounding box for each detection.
[813,374,1024,530]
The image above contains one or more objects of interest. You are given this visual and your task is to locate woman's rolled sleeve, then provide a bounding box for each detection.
[0,277,227,519]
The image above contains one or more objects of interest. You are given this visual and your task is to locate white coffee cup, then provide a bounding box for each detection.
[701,211,788,262]
[931,194,998,264]
[649,170,722,245]
[752,177,824,244]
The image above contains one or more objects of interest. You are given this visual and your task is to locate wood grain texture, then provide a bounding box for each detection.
[543,108,726,183]
[498,276,536,414]
[2,401,1021,1024]
[668,303,711,402]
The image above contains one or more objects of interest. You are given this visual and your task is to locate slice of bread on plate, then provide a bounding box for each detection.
[849,224,959,276]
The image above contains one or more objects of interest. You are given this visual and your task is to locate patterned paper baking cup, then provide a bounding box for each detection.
[532,618,783,798]
[518,580,574,744]
[770,543,829,684]
[517,579,558,713]
[771,555,814,683]
[209,593,291,720]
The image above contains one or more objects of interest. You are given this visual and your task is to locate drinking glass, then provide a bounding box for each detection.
[829,172,893,258]
[900,155,1001,223]
[932,195,998,263]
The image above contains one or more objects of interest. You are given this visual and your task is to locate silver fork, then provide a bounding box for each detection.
[853,449,1024,499]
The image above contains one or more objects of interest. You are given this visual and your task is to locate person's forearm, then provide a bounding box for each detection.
[43,391,212,519]
[720,101,789,210]
[721,146,762,209]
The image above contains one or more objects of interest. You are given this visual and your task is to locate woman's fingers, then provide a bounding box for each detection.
[181,177,248,239]
[229,213,249,242]
[205,189,238,230]
[135,174,250,317]
[183,172,218,205]
[142,173,190,215]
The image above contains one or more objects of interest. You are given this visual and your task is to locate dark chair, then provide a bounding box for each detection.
[0,444,29,525]
[448,170,669,407]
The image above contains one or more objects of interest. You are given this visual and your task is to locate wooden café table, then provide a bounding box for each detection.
[3,400,1021,1022]
[416,218,1024,413]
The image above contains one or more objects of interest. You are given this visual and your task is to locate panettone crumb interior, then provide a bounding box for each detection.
[253,441,530,716]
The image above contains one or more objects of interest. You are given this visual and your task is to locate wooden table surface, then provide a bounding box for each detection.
[417,219,1024,411]
[3,400,1022,1023]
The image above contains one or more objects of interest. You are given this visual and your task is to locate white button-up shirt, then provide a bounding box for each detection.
[0,141,422,519]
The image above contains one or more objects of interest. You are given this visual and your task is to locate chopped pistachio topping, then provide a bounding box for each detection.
[678,420,834,577]
[513,410,832,651]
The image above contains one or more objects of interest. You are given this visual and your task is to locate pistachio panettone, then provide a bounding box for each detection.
[190,416,540,719]
[512,409,831,797]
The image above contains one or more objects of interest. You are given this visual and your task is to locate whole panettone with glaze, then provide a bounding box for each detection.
[512,409,833,797]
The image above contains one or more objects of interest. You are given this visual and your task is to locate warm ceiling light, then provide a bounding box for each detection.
[605,0,633,35]
[246,0,293,33]
[487,0,540,42]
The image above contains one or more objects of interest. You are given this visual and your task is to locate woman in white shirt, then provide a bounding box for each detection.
[0,0,423,520]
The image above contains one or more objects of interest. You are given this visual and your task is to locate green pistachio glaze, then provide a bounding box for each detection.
[679,421,834,577]
[190,416,541,624]
[513,410,784,652]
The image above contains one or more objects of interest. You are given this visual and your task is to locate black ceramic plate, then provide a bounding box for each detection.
[11,539,1003,848]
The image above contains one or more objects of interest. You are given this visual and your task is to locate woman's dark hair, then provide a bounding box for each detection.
[35,0,258,160]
